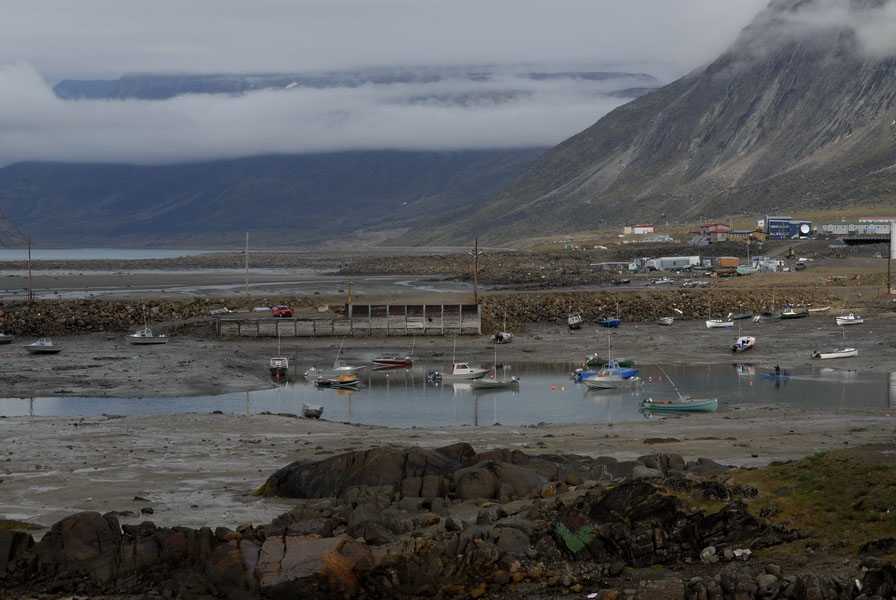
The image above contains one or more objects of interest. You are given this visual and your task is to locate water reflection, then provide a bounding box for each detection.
[0,362,891,427]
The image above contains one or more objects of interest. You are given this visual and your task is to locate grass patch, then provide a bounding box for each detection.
[726,445,896,553]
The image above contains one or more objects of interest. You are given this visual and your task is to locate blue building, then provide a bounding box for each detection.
[764,215,813,239]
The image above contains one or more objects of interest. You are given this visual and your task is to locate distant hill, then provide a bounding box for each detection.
[0,149,544,248]
[392,0,896,245]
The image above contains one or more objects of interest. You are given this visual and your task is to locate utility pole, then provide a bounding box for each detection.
[27,233,33,303]
[245,232,249,299]
[469,238,482,304]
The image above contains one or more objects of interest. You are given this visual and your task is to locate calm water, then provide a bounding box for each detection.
[2,363,893,426]
[0,248,216,261]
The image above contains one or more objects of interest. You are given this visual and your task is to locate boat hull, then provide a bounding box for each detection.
[705,320,733,329]
[835,314,863,326]
[812,348,858,359]
[641,397,718,412]
[584,375,642,390]
[302,403,323,419]
[371,357,413,368]
[471,378,519,390]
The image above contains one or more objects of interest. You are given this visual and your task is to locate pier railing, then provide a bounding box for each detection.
[216,303,481,337]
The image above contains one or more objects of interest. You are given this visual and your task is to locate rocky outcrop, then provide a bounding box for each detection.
[2,448,895,598]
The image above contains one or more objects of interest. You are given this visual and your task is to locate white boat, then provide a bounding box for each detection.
[730,335,756,352]
[305,341,366,379]
[812,348,858,359]
[584,374,642,390]
[835,313,864,326]
[705,319,733,329]
[126,305,168,345]
[373,337,415,368]
[302,402,323,419]
[472,376,520,390]
[568,313,583,330]
[492,331,513,343]
[653,277,674,285]
[24,337,63,354]
[429,362,489,381]
[0,333,15,344]
[657,316,674,326]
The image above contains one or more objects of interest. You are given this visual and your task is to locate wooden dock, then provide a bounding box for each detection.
[216,303,481,337]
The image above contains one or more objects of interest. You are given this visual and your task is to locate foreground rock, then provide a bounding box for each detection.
[3,446,896,599]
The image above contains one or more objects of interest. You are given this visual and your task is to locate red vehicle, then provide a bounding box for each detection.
[272,305,293,318]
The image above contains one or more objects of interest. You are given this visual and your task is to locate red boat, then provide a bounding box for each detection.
[371,354,413,368]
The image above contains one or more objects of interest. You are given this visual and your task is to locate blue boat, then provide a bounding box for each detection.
[598,317,620,328]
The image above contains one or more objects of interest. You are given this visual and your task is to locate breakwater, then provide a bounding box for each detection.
[0,288,837,337]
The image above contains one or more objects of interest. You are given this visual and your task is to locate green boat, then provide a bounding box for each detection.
[584,354,635,368]
[779,309,809,319]
[641,397,718,413]
[727,311,754,320]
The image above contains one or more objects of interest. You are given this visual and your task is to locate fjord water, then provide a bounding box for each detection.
[2,363,892,426]
[0,248,216,261]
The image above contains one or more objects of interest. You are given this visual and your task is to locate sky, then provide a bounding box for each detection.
[0,0,772,166]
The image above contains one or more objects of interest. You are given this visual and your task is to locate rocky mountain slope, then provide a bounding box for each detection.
[396,0,896,245]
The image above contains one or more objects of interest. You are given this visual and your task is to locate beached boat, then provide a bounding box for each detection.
[779,309,809,319]
[491,331,513,344]
[597,317,620,328]
[302,402,323,419]
[24,337,63,354]
[727,311,754,320]
[730,335,755,352]
[612,278,631,285]
[641,397,719,412]
[126,305,169,345]
[656,316,674,326]
[835,313,864,326]
[314,374,360,388]
[429,362,489,381]
[567,313,583,330]
[0,333,15,344]
[652,277,674,285]
[705,319,733,329]
[812,348,858,359]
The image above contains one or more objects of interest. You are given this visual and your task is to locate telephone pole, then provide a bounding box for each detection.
[469,238,482,304]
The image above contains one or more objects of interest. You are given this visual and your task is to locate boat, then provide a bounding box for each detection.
[641,397,718,412]
[761,374,790,380]
[305,341,366,379]
[705,319,733,329]
[429,362,489,381]
[491,331,513,344]
[612,278,631,285]
[652,277,674,285]
[656,316,674,326]
[780,309,809,319]
[471,376,520,391]
[568,313,583,330]
[372,338,415,368]
[736,266,759,275]
[24,338,63,354]
[268,327,289,377]
[583,370,642,389]
[301,402,323,419]
[268,356,289,378]
[126,305,168,345]
[583,354,636,368]
[727,312,754,320]
[730,335,756,352]
[0,333,15,344]
[597,317,620,328]
[835,313,864,326]
[314,374,361,388]
[812,348,858,359]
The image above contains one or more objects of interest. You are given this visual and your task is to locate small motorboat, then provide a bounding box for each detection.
[652,277,674,285]
[730,336,756,352]
[835,313,864,326]
[568,313,583,330]
[612,278,631,285]
[584,374,642,390]
[24,337,63,354]
[727,312,754,320]
[0,333,15,344]
[302,402,323,419]
[314,374,361,388]
[471,376,520,391]
[780,309,809,319]
[491,331,513,344]
[597,317,620,328]
[656,316,674,326]
[429,362,489,381]
[812,348,858,359]
[305,360,366,380]
[705,319,733,329]
[126,327,168,345]
[268,356,289,377]
[583,354,636,368]
[371,354,414,368]
[641,397,718,413]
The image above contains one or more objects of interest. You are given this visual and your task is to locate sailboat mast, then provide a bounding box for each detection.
[655,364,684,400]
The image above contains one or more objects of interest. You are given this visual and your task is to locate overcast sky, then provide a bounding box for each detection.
[0,0,771,166]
